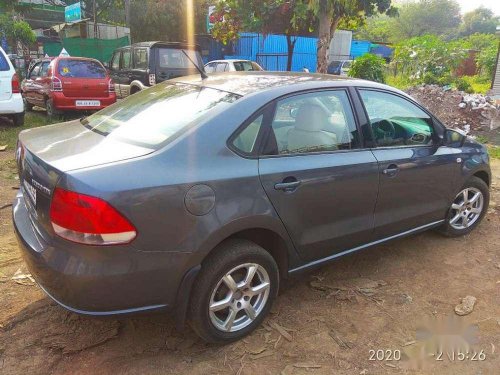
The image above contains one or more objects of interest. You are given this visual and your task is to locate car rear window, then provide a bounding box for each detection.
[0,52,9,71]
[81,83,240,148]
[57,59,106,78]
[157,48,201,69]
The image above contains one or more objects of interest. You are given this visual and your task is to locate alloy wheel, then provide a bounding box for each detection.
[209,263,270,333]
[449,187,484,230]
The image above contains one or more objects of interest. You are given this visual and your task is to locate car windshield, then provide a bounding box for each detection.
[329,61,342,69]
[58,59,106,78]
[81,83,240,147]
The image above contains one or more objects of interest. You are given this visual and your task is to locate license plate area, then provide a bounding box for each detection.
[76,100,101,107]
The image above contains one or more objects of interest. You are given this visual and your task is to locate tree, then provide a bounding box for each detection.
[386,0,461,42]
[460,7,499,36]
[309,0,397,73]
[211,1,315,71]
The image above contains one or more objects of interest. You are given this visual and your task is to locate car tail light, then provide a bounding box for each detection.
[49,187,136,245]
[108,79,115,92]
[149,73,156,85]
[50,76,63,92]
[11,73,20,94]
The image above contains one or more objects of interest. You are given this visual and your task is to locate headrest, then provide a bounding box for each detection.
[294,103,328,131]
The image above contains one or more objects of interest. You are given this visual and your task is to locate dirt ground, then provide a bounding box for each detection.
[0,148,499,375]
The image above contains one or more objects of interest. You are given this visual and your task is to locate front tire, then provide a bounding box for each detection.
[189,239,279,343]
[438,176,489,237]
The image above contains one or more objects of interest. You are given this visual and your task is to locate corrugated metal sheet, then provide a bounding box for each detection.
[350,40,371,59]
[492,48,500,96]
[225,33,317,72]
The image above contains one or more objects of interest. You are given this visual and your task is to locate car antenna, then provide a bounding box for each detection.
[181,50,208,80]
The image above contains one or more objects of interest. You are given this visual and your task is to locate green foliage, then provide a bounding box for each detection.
[392,35,469,84]
[460,75,492,94]
[488,146,500,160]
[348,54,386,83]
[460,6,499,36]
[0,14,36,49]
[453,77,473,93]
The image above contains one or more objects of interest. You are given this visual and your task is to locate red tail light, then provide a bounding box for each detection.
[49,188,136,245]
[108,79,115,92]
[11,73,20,94]
[50,76,63,92]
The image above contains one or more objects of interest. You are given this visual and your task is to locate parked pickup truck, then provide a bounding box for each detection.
[108,41,204,98]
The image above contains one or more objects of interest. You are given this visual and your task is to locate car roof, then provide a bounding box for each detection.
[117,41,201,50]
[170,71,405,97]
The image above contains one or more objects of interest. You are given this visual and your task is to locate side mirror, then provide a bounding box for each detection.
[443,128,465,148]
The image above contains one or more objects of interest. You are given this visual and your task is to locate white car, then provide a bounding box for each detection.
[204,59,264,73]
[0,47,24,126]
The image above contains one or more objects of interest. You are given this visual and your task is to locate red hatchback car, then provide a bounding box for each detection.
[21,57,116,117]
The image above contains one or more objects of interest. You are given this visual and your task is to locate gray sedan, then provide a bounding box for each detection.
[13,72,490,343]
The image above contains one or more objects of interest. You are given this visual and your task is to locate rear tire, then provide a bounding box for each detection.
[188,239,279,344]
[437,176,489,237]
[12,112,25,126]
[45,99,59,118]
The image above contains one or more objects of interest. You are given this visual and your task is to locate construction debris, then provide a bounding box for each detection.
[406,85,500,133]
[454,295,477,316]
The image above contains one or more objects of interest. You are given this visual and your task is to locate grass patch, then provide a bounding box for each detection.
[386,75,413,90]
[488,146,500,160]
[0,111,64,150]
[461,75,491,95]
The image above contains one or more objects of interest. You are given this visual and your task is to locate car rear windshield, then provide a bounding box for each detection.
[57,59,106,78]
[0,52,9,71]
[81,83,240,148]
[157,48,201,69]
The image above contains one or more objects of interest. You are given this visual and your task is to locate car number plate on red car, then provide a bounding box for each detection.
[76,100,100,107]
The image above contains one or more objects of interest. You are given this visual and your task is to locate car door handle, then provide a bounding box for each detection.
[274,180,301,192]
[382,164,399,177]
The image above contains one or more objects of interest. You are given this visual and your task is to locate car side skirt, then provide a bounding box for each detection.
[288,220,445,274]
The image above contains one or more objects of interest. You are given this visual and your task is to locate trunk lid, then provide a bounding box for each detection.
[56,58,109,98]
[17,120,155,238]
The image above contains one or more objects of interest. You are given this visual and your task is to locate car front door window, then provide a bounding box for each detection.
[267,91,360,155]
[359,90,436,147]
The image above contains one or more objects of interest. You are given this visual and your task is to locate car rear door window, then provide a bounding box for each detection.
[58,59,106,78]
[359,90,435,147]
[30,62,42,78]
[40,61,50,77]
[265,90,359,155]
[0,52,9,71]
[111,52,121,70]
[133,48,148,69]
[233,61,254,71]
[122,48,132,69]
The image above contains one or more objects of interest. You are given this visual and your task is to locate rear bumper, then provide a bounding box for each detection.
[52,92,116,111]
[12,190,196,315]
[0,93,24,114]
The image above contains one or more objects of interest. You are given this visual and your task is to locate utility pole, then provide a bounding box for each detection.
[124,0,131,28]
[93,0,98,37]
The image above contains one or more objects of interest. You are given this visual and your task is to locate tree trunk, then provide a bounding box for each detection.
[316,1,330,74]
[286,34,297,71]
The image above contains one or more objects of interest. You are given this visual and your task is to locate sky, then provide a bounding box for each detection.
[455,0,500,15]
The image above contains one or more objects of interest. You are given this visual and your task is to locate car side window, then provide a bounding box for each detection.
[30,62,41,78]
[265,90,359,155]
[122,48,131,69]
[231,114,264,154]
[359,90,436,147]
[215,63,227,72]
[40,62,50,77]
[133,48,148,69]
[205,63,215,73]
[111,52,121,70]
